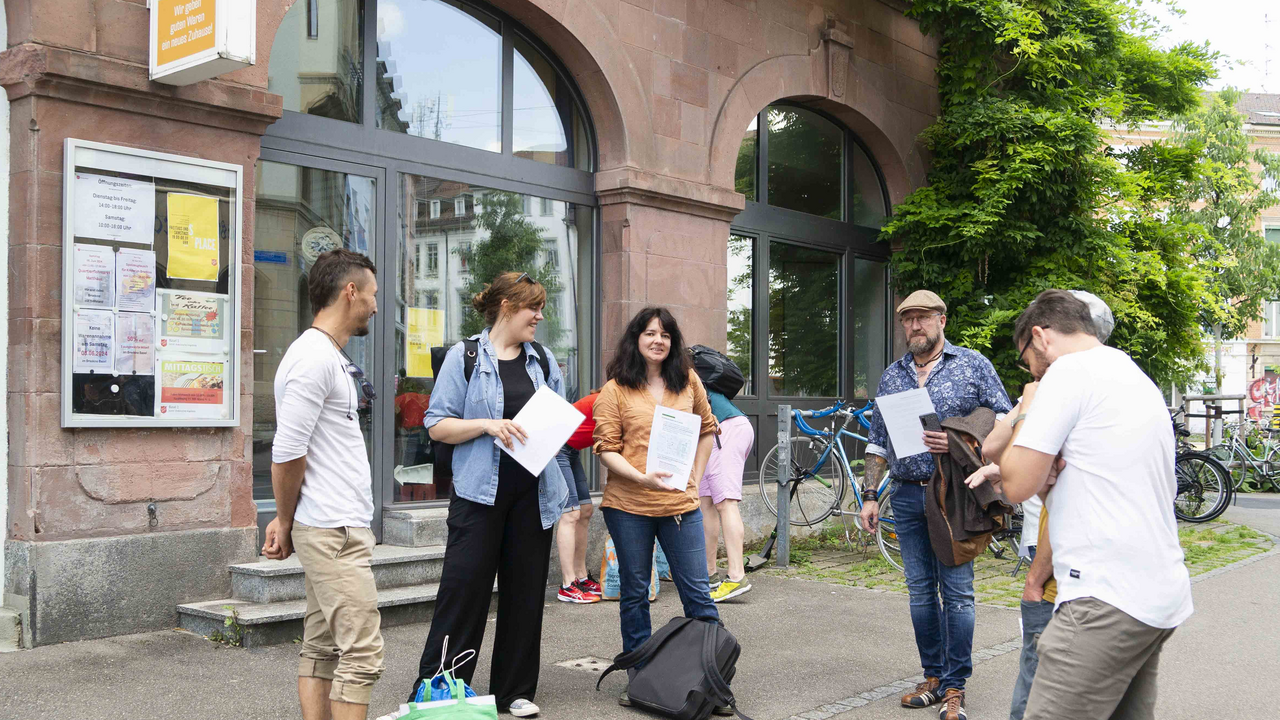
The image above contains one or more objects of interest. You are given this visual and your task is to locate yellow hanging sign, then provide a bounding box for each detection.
[406,308,446,378]
[167,193,220,281]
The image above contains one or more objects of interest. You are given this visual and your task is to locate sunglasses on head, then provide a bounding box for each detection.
[514,272,536,284]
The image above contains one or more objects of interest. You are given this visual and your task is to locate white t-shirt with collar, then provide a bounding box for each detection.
[1014,345,1192,629]
[271,328,374,528]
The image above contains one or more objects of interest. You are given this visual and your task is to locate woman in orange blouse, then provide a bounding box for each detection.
[592,307,722,677]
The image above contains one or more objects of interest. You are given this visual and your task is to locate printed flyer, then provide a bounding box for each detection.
[116,248,157,312]
[157,358,228,420]
[158,289,227,353]
[73,244,115,308]
[73,172,155,246]
[115,312,156,375]
[405,307,446,377]
[166,193,220,281]
[73,309,115,373]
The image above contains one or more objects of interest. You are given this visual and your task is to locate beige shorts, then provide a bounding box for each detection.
[291,523,385,705]
[1024,597,1176,720]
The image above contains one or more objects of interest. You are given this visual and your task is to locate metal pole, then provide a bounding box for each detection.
[776,405,791,568]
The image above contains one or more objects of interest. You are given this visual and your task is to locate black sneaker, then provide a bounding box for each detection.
[619,689,632,707]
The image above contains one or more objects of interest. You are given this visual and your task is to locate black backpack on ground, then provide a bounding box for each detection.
[428,338,550,482]
[689,345,745,401]
[596,617,752,720]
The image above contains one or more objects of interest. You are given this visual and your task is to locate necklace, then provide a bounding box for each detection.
[913,346,943,368]
[311,325,352,361]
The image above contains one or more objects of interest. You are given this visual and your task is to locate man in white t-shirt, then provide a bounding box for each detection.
[262,248,383,720]
[998,290,1192,720]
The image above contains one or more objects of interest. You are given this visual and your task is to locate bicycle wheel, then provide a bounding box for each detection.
[1173,453,1231,523]
[758,436,847,527]
[875,492,903,572]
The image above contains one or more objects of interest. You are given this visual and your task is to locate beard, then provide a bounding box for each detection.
[907,330,941,356]
[353,317,371,337]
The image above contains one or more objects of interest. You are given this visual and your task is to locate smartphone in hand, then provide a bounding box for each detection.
[920,413,942,433]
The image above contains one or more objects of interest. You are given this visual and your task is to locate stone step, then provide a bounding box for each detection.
[229,545,447,603]
[0,607,21,652]
[178,582,464,648]
[382,507,450,548]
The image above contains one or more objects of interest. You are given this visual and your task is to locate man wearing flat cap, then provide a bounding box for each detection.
[860,290,1012,720]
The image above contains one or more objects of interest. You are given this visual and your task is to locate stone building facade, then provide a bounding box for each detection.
[2,0,938,646]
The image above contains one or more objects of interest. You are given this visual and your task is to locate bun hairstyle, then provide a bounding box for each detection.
[471,271,547,326]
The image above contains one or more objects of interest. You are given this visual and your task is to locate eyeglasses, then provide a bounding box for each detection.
[900,312,942,328]
[514,272,535,284]
[1017,330,1041,375]
[344,362,377,402]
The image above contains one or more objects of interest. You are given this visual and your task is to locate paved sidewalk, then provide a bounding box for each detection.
[1,514,1276,719]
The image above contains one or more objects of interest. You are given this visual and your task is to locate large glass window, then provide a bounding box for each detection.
[769,242,840,397]
[252,161,377,503]
[851,258,888,397]
[268,0,364,123]
[735,116,757,202]
[393,173,594,502]
[514,35,589,169]
[767,106,843,220]
[375,0,502,150]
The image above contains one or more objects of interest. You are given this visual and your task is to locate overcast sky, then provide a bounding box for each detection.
[1155,0,1277,93]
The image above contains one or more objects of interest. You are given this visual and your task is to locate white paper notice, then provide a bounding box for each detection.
[73,172,155,245]
[116,248,157,312]
[73,244,115,308]
[874,387,938,459]
[73,309,115,373]
[497,386,587,476]
[115,312,156,375]
[645,405,702,492]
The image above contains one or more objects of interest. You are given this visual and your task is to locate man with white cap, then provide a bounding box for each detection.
[861,290,1013,720]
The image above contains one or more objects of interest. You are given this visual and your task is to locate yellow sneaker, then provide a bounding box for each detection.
[709,579,752,603]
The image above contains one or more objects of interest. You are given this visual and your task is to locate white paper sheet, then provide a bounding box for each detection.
[73,309,115,373]
[874,387,938,459]
[645,405,702,492]
[116,248,157,312]
[73,172,155,246]
[497,386,586,476]
[115,312,155,375]
[73,244,115,308]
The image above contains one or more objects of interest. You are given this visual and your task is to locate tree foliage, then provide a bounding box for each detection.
[883,0,1217,394]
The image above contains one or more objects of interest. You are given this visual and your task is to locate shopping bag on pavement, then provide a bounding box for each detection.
[377,672,498,720]
[599,535,659,601]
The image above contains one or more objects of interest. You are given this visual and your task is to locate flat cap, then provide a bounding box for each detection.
[896,289,947,315]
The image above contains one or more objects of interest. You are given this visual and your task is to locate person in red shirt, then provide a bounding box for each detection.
[554,390,602,603]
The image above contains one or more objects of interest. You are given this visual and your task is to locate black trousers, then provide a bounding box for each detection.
[414,478,554,708]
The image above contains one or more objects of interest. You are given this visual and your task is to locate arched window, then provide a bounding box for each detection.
[254,0,598,520]
[727,102,892,476]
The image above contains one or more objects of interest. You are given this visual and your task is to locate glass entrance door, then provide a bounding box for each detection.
[252,155,384,539]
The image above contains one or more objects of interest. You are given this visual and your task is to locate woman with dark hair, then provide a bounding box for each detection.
[592,307,722,706]
[412,271,569,718]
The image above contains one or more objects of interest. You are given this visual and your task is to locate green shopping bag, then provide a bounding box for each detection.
[395,672,498,720]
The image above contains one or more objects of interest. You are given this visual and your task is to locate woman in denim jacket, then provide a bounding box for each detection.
[411,271,569,718]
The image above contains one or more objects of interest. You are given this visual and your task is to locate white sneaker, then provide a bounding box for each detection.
[508,699,540,717]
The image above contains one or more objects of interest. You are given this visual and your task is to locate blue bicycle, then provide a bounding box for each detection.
[758,400,902,571]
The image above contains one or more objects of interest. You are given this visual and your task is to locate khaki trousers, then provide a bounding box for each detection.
[1024,597,1176,720]
[292,523,385,705]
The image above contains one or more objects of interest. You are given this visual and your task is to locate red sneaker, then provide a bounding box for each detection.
[558,583,599,604]
[577,575,602,595]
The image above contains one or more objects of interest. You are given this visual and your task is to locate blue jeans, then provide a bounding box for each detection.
[1010,546,1055,720]
[893,481,976,693]
[602,507,720,654]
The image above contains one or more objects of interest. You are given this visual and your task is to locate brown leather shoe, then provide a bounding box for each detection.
[937,688,966,720]
[901,676,942,708]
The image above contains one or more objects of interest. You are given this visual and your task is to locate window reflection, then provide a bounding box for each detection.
[769,242,840,397]
[851,258,887,398]
[514,35,573,166]
[252,161,377,502]
[767,106,843,220]
[394,174,594,502]
[735,115,757,201]
[376,0,502,151]
[268,0,364,123]
[727,234,754,393]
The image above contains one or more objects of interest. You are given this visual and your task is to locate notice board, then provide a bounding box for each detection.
[61,139,243,428]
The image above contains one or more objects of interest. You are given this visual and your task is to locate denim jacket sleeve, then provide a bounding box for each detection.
[423,342,467,433]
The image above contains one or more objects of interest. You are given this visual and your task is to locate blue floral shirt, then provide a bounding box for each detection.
[867,340,1012,482]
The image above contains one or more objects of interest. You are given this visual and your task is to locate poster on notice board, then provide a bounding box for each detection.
[157,289,228,353]
[166,193,220,281]
[156,358,228,419]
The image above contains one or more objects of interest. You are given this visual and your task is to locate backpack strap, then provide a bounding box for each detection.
[702,621,754,720]
[595,617,694,691]
[459,338,551,385]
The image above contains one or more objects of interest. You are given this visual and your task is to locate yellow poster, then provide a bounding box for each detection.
[406,308,446,378]
[167,193,220,281]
